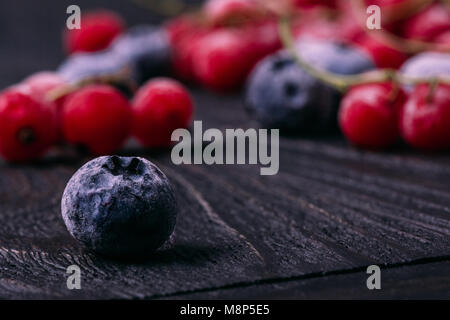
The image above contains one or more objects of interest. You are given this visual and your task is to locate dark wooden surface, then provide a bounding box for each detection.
[1,0,450,300]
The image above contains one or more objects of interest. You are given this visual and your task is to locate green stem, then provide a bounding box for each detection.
[278,17,393,92]
[278,17,450,91]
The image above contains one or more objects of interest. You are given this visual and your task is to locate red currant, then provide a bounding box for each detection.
[355,34,408,69]
[132,78,194,148]
[167,16,211,82]
[62,85,132,155]
[192,24,280,92]
[434,30,450,48]
[402,3,450,41]
[64,10,125,54]
[0,89,58,161]
[339,83,406,149]
[24,72,67,110]
[400,83,450,151]
[204,0,270,27]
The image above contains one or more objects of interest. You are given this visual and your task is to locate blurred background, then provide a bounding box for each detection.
[0,0,196,88]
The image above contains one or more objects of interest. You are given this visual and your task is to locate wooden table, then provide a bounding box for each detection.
[1,0,449,300]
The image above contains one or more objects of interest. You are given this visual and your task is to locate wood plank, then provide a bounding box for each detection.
[167,260,450,300]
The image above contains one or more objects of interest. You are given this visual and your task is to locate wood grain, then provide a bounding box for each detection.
[0,88,449,299]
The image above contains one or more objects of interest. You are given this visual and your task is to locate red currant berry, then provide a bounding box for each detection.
[355,34,408,69]
[192,25,279,92]
[339,83,406,149]
[204,0,270,27]
[0,89,58,161]
[400,83,450,151]
[365,0,419,24]
[24,72,67,109]
[402,4,450,41]
[434,30,450,47]
[132,78,194,148]
[166,16,211,82]
[62,85,132,155]
[192,29,253,91]
[64,10,125,54]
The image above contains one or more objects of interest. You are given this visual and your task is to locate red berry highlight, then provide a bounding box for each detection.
[402,4,450,41]
[192,24,280,92]
[0,89,58,161]
[132,78,194,148]
[356,34,408,69]
[400,83,450,151]
[204,0,270,27]
[62,85,132,155]
[64,10,125,54]
[339,83,406,149]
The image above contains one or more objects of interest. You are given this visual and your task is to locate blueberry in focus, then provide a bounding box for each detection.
[61,156,177,259]
[58,50,135,97]
[245,51,336,133]
[111,25,172,84]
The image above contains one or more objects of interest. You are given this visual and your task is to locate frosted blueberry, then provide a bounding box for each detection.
[61,156,177,259]
[111,25,172,84]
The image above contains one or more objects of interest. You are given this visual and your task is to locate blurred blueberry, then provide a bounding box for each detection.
[296,39,375,75]
[111,25,172,84]
[245,51,336,133]
[58,50,126,83]
[245,40,375,133]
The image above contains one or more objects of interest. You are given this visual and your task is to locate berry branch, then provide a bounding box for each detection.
[278,16,450,92]
[352,0,449,54]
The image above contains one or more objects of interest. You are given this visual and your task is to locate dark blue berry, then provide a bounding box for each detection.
[245,40,375,133]
[61,156,177,259]
[58,50,126,83]
[296,39,375,75]
[245,51,336,133]
[111,25,172,84]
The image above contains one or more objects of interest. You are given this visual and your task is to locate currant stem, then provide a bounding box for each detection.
[278,17,450,92]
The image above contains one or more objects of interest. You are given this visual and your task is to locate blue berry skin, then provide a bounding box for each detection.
[58,50,126,83]
[245,51,336,133]
[111,25,172,84]
[61,156,177,259]
[400,52,450,91]
[296,39,375,75]
[245,40,375,133]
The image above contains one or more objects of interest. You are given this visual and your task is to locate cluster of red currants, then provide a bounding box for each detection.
[166,0,450,151]
[339,82,450,150]
[0,10,194,162]
[0,74,193,162]
[1,0,449,163]
[166,0,283,92]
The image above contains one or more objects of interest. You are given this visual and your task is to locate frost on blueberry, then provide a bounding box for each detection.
[61,156,177,259]
[245,51,336,133]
